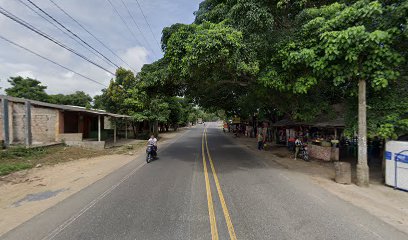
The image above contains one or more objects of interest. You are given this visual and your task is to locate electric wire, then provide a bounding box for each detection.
[26,0,120,69]
[106,0,143,47]
[133,0,161,50]
[119,0,157,57]
[0,34,107,87]
[49,0,137,72]
[0,6,115,75]
[16,0,117,69]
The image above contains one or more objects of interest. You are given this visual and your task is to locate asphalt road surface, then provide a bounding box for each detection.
[2,123,407,240]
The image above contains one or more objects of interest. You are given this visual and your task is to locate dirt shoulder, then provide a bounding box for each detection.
[0,128,190,237]
[228,132,408,235]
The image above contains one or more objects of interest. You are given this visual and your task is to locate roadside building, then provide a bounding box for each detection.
[0,95,131,149]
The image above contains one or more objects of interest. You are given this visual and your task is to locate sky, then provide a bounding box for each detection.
[0,0,202,96]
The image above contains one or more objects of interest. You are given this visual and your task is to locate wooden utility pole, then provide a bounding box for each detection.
[356,79,369,186]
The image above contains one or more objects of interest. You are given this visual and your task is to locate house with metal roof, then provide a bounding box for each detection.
[0,95,131,149]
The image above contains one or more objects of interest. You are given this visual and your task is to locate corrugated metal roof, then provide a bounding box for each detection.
[0,95,131,118]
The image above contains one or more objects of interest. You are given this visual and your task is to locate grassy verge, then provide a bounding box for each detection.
[0,163,32,176]
[0,142,145,176]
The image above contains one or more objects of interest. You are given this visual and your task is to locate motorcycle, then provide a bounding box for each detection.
[299,144,309,161]
[146,145,157,163]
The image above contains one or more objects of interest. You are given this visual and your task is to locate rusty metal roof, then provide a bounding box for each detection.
[0,95,131,118]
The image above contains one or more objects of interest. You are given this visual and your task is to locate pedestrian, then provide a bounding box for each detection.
[294,137,302,160]
[257,132,264,150]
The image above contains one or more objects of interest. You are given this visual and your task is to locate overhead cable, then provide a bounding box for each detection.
[106,0,143,47]
[26,0,120,69]
[0,6,115,75]
[133,0,161,50]
[17,0,117,69]
[119,0,157,57]
[49,0,137,72]
[0,34,107,87]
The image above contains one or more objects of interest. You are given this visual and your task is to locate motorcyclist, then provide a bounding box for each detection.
[147,135,158,156]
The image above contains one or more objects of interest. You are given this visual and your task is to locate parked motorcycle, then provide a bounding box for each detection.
[146,145,157,163]
[299,144,309,161]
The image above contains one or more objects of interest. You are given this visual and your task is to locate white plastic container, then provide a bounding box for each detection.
[385,141,408,191]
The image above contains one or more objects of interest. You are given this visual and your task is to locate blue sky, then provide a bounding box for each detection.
[0,0,201,96]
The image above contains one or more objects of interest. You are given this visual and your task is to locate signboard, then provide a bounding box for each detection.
[385,141,408,191]
[232,117,240,124]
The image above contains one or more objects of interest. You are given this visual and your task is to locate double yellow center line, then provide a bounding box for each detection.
[202,128,237,240]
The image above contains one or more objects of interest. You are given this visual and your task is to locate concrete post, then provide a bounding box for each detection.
[98,115,101,142]
[24,101,32,147]
[2,98,10,147]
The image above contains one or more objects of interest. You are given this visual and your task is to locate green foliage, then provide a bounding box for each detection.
[49,91,92,107]
[5,76,48,101]
[0,163,32,176]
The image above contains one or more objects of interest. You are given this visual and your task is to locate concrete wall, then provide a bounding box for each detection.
[58,133,83,142]
[65,140,105,150]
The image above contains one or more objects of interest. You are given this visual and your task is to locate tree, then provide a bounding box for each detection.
[261,0,405,186]
[49,91,92,107]
[5,76,48,101]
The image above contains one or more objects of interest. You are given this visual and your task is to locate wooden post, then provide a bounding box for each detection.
[24,101,32,147]
[2,98,10,147]
[114,122,117,144]
[98,115,101,142]
[125,120,128,139]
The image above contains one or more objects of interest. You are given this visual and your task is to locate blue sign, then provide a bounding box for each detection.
[385,151,392,160]
[395,153,408,164]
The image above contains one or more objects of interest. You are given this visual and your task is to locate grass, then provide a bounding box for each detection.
[0,142,145,176]
[0,163,32,176]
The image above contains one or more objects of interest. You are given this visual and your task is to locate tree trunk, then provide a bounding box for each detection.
[131,123,137,139]
[356,79,369,187]
[153,120,159,138]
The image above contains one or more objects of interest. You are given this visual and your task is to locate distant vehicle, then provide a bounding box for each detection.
[198,118,203,124]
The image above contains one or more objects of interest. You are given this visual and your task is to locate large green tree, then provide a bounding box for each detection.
[5,76,48,101]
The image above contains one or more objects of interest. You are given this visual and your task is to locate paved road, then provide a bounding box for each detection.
[2,123,407,240]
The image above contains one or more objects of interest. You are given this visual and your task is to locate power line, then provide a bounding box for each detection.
[106,0,143,47]
[0,6,115,75]
[26,0,120,69]
[49,0,137,72]
[16,0,117,69]
[119,0,157,57]
[0,34,107,87]
[133,0,161,50]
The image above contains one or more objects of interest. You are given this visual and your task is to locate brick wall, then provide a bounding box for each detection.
[31,105,58,144]
[1,102,59,144]
[0,99,3,141]
[12,103,25,143]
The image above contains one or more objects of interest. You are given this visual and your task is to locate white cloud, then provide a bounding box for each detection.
[0,0,201,97]
[120,46,149,73]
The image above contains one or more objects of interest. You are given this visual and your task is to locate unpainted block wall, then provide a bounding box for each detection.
[0,100,3,141]
[31,105,58,144]
[4,102,58,144]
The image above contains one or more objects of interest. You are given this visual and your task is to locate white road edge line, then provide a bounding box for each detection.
[42,129,191,240]
[42,162,146,240]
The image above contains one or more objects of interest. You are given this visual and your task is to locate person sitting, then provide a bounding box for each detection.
[147,135,158,156]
